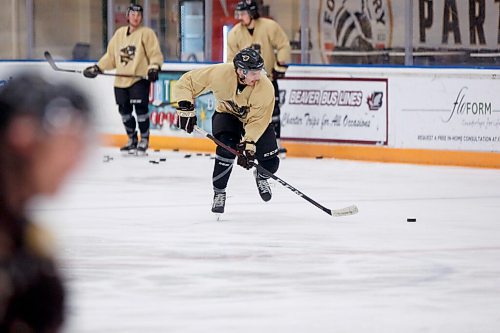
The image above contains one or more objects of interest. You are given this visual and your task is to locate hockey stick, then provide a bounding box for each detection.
[194,126,358,217]
[44,51,146,79]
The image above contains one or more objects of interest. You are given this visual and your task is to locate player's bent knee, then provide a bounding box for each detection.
[135,104,149,116]
[118,104,133,115]
[259,156,279,174]
[215,133,239,158]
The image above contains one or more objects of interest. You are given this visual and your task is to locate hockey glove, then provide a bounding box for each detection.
[83,65,101,78]
[236,141,256,169]
[147,67,160,82]
[272,69,286,80]
[176,100,197,134]
[272,63,288,80]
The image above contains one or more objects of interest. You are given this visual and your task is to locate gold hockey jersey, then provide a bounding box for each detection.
[227,17,291,77]
[173,63,275,143]
[98,26,163,88]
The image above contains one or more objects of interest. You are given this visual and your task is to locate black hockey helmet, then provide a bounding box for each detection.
[235,0,260,19]
[127,3,143,16]
[0,72,91,132]
[233,47,264,72]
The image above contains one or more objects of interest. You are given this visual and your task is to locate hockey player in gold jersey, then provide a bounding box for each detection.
[227,0,291,154]
[173,48,280,216]
[84,3,163,154]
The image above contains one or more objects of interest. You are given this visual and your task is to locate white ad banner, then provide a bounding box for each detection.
[393,77,500,152]
[280,78,388,145]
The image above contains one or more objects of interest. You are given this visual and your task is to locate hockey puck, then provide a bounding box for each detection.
[196,153,203,156]
[184,154,192,158]
[407,218,416,222]
[173,148,179,152]
[315,156,323,159]
[159,158,167,162]
[154,149,160,152]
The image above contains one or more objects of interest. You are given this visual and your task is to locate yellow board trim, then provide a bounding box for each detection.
[101,134,500,169]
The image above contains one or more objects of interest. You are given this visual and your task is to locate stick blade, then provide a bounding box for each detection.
[330,205,358,217]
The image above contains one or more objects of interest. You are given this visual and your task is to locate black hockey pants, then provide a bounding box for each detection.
[114,79,150,139]
[211,112,280,191]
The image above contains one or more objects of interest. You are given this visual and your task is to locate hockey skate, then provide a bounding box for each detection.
[211,191,226,220]
[254,169,272,202]
[137,137,149,155]
[120,134,138,155]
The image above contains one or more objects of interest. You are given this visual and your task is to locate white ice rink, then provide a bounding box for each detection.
[32,147,500,333]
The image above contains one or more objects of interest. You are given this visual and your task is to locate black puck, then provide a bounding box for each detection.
[315,156,323,159]
[407,218,416,222]
[159,158,166,162]
[184,154,191,158]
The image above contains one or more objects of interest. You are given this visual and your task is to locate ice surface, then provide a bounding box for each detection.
[32,147,500,333]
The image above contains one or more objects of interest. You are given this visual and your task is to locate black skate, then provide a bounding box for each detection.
[254,169,272,202]
[120,134,138,155]
[211,191,226,220]
[137,137,149,155]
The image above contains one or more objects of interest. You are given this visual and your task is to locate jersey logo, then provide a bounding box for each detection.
[222,100,250,118]
[120,45,136,65]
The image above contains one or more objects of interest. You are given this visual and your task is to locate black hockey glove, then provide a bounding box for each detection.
[83,65,101,78]
[176,100,197,134]
[272,69,286,80]
[272,63,288,80]
[147,67,159,82]
[236,141,256,169]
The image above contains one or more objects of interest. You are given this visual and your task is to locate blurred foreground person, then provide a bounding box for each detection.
[0,73,92,332]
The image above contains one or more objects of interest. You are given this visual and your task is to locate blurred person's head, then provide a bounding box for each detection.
[0,72,92,214]
[235,0,260,27]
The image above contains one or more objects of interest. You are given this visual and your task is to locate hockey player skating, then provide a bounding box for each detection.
[0,72,92,332]
[227,0,291,155]
[173,48,280,216]
[84,3,163,155]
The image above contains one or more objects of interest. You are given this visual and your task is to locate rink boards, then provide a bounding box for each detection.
[0,61,499,168]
